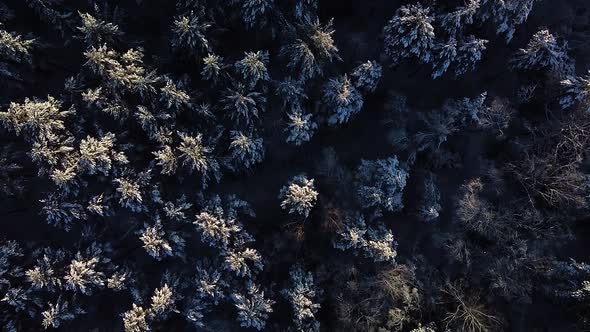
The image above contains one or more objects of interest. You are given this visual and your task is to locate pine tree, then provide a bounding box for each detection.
[351,60,382,93]
[0,26,34,63]
[171,11,210,54]
[241,0,274,29]
[235,51,270,87]
[0,96,73,142]
[285,110,317,146]
[279,174,319,218]
[383,3,435,64]
[77,12,121,46]
[479,0,538,42]
[355,156,408,213]
[228,130,264,170]
[201,53,225,81]
[282,265,322,331]
[222,84,266,125]
[231,281,274,330]
[84,45,158,95]
[333,213,398,262]
[177,132,221,187]
[322,75,364,126]
[455,36,487,77]
[280,19,339,81]
[439,0,480,36]
[561,72,590,111]
[511,29,571,73]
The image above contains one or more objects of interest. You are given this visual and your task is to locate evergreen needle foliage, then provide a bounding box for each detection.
[0,0,588,330]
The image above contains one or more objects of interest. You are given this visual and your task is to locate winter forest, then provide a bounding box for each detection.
[1,0,590,331]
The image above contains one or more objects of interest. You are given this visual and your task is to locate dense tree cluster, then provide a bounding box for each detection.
[0,0,589,331]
